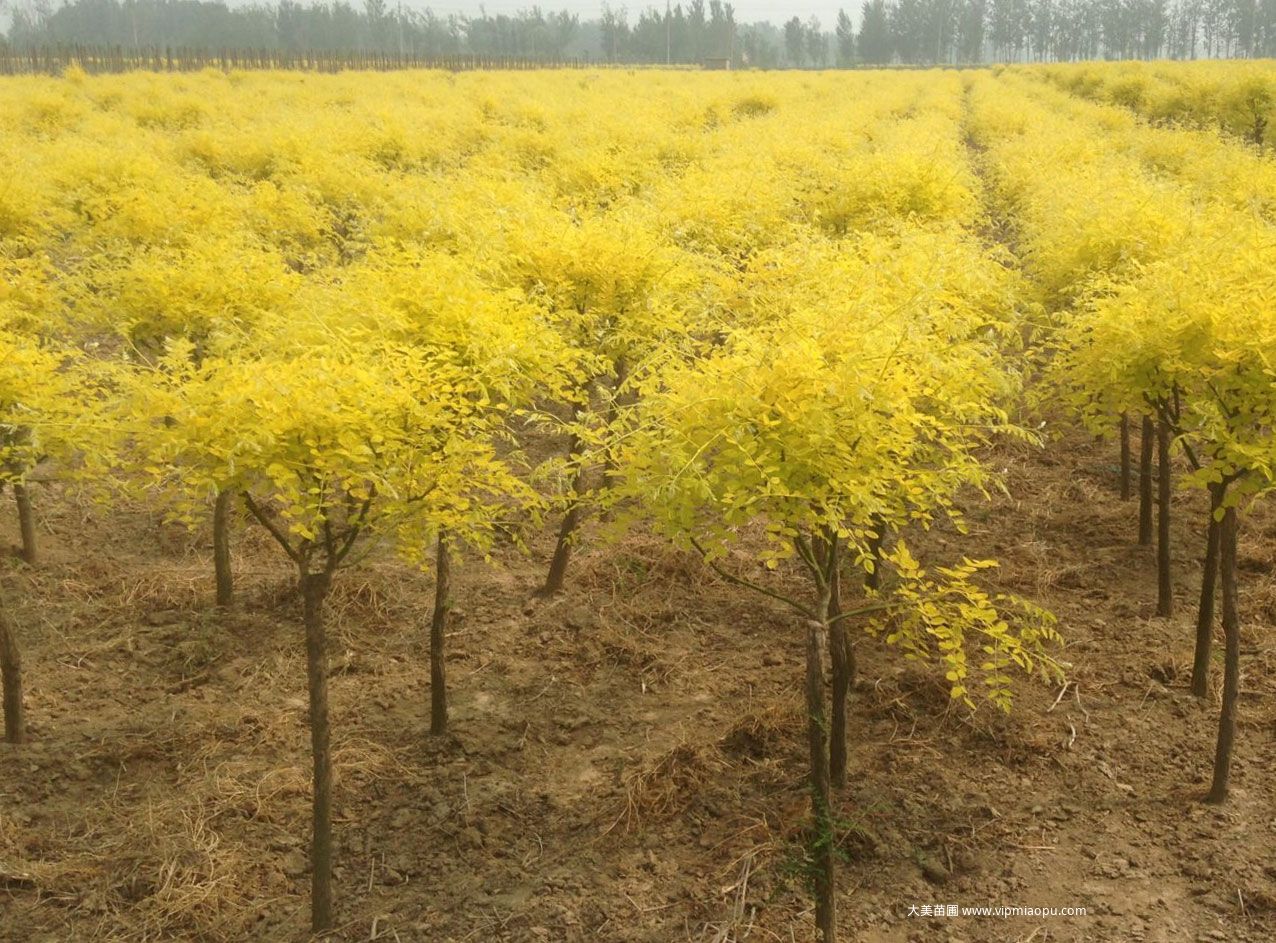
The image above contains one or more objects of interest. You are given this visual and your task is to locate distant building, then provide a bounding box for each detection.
[703,57,732,70]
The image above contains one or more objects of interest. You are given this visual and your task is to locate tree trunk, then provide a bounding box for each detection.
[213,489,234,607]
[301,571,334,931]
[1119,413,1131,501]
[1205,507,1240,805]
[430,531,450,736]
[1156,419,1172,617]
[1138,416,1154,546]
[0,597,23,745]
[827,563,850,791]
[828,624,851,790]
[1191,485,1223,698]
[542,433,587,596]
[14,483,36,566]
[805,617,836,943]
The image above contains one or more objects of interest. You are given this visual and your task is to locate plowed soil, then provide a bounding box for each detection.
[1,428,1274,943]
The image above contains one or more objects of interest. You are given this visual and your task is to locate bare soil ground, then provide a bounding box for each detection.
[1,428,1274,943]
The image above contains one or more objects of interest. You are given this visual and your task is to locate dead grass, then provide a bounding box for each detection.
[608,740,728,835]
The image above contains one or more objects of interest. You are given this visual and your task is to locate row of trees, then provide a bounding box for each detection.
[0,68,1066,942]
[1040,59,1276,144]
[5,59,1269,943]
[969,69,1276,807]
[2,0,581,58]
[789,0,1276,66]
[4,0,1275,64]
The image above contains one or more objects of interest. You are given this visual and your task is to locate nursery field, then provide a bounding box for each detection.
[1,62,1275,942]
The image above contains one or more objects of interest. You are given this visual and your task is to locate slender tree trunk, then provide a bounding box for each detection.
[1156,419,1172,617]
[805,613,836,943]
[1138,416,1154,546]
[1205,508,1240,804]
[814,533,853,792]
[1119,413,1131,500]
[213,489,234,607]
[430,531,450,736]
[827,557,850,791]
[1191,484,1223,698]
[542,432,587,596]
[14,483,36,566]
[0,597,23,745]
[301,571,334,931]
[828,624,850,791]
[542,383,598,596]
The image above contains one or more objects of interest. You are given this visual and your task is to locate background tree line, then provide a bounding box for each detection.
[2,0,1273,68]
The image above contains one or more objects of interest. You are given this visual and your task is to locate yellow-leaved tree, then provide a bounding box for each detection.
[250,246,585,733]
[0,319,105,745]
[121,340,534,931]
[500,205,707,595]
[611,229,1062,943]
[1055,226,1276,803]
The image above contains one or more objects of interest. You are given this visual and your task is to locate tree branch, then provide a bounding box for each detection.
[793,534,827,591]
[688,536,818,621]
[242,493,304,566]
[826,599,898,627]
[1149,395,1201,473]
[331,492,375,568]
